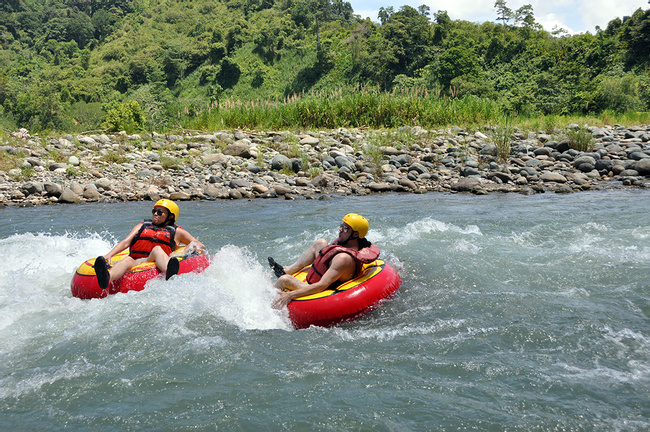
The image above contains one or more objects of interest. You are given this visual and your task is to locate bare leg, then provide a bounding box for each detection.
[147,246,171,272]
[108,256,136,283]
[284,238,328,274]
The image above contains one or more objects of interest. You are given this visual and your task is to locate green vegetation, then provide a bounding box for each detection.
[490,119,515,163]
[102,150,129,164]
[364,133,388,178]
[0,1,649,134]
[566,127,595,152]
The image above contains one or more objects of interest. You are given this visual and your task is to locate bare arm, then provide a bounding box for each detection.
[175,227,205,250]
[104,223,143,261]
[273,253,355,309]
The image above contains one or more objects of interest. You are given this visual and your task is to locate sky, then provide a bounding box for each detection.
[348,0,650,34]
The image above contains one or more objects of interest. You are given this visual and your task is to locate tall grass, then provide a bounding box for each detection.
[185,86,503,131]
[566,127,595,152]
[179,85,650,133]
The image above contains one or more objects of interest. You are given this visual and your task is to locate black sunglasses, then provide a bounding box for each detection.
[152,208,166,216]
[340,224,350,232]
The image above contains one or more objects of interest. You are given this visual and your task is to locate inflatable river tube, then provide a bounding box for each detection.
[71,246,210,299]
[287,259,402,329]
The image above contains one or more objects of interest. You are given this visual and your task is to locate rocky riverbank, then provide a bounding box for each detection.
[1,124,649,207]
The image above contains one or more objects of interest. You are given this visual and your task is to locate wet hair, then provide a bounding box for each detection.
[359,237,372,249]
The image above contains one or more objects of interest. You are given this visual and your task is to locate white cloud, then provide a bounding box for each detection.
[349,0,649,34]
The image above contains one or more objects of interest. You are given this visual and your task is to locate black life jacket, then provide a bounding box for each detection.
[129,221,177,259]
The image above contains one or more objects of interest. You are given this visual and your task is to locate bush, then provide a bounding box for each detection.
[102,100,145,133]
[594,74,643,113]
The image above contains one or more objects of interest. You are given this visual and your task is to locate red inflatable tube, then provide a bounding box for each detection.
[287,260,402,329]
[71,247,210,299]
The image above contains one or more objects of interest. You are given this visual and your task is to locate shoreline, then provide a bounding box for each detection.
[1,125,649,208]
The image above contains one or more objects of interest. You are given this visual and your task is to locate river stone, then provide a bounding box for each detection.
[489,171,512,183]
[95,178,112,190]
[273,184,292,195]
[409,162,428,175]
[23,181,44,195]
[49,162,67,171]
[68,156,80,166]
[540,172,567,183]
[83,187,102,200]
[69,183,84,195]
[252,184,269,194]
[339,170,356,182]
[229,179,251,189]
[58,188,80,203]
[44,182,63,197]
[634,159,650,175]
[573,155,596,168]
[452,178,481,192]
[203,186,223,198]
[222,142,253,158]
[462,167,481,177]
[228,189,243,199]
[399,178,417,190]
[380,146,401,156]
[288,158,302,172]
[394,154,412,165]
[629,151,650,161]
[619,169,639,177]
[368,182,393,192]
[170,191,191,200]
[595,159,614,172]
[519,167,538,177]
[300,136,320,146]
[24,157,43,167]
[271,154,290,171]
[334,156,354,170]
[533,147,552,156]
[203,153,228,165]
[246,164,264,174]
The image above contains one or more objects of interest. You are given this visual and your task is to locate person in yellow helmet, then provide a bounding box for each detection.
[93,199,205,290]
[269,213,380,309]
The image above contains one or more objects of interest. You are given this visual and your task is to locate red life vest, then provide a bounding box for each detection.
[306,240,380,284]
[129,221,177,259]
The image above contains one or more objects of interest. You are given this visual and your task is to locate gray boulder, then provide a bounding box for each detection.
[23,181,44,195]
[540,172,567,183]
[222,141,253,158]
[58,188,80,203]
[634,158,650,175]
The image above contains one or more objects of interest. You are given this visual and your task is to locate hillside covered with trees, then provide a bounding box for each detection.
[0,0,649,133]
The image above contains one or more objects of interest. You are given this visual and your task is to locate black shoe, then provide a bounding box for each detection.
[166,257,180,280]
[94,256,110,290]
[268,257,285,277]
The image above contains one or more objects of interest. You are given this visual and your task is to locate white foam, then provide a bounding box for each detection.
[373,217,482,247]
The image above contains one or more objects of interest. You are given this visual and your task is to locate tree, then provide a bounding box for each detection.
[92,9,117,41]
[514,4,540,30]
[494,0,512,25]
[437,46,481,91]
[378,7,394,25]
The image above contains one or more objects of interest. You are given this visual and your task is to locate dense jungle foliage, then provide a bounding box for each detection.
[0,0,649,133]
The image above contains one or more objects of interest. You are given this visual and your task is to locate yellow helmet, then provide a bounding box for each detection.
[342,213,369,238]
[154,199,179,223]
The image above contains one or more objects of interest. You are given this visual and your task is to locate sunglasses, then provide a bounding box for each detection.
[152,208,166,216]
[340,224,350,232]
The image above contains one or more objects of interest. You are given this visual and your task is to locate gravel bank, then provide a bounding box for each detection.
[1,124,649,207]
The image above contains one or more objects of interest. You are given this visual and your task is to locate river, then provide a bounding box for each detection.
[1,190,648,431]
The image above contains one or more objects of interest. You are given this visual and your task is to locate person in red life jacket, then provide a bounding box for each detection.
[268,213,380,309]
[93,199,205,290]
